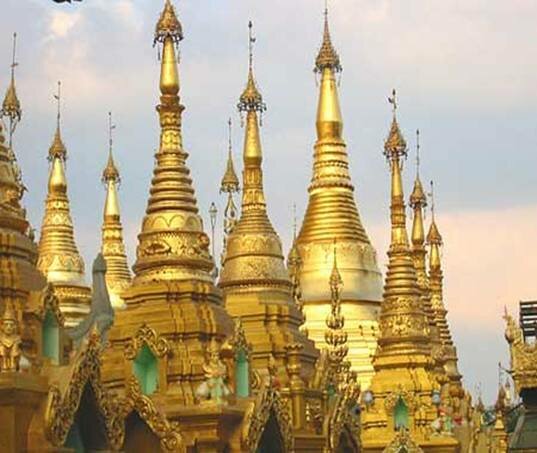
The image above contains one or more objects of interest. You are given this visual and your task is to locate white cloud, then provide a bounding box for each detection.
[48,11,81,40]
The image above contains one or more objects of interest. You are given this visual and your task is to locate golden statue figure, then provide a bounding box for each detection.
[0,302,22,372]
[196,339,231,405]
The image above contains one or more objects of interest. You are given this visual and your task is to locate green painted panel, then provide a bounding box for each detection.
[133,344,158,395]
[394,398,409,430]
[43,310,60,363]
[236,349,249,398]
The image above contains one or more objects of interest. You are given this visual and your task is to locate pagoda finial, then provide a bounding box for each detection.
[427,181,443,248]
[49,81,66,161]
[384,89,407,161]
[154,0,183,45]
[102,112,119,183]
[220,118,239,194]
[315,1,342,73]
[410,129,427,247]
[238,21,265,114]
[2,32,22,148]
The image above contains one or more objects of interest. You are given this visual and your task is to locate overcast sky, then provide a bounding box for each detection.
[2,0,536,403]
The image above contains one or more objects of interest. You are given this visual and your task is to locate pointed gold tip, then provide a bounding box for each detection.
[384,117,407,159]
[154,0,183,45]
[315,10,342,73]
[2,79,21,123]
[239,69,264,112]
[427,219,443,246]
[220,153,240,194]
[410,177,427,207]
[48,127,67,161]
[103,152,120,183]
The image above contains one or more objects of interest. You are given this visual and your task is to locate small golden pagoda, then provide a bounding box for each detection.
[100,113,131,309]
[37,82,91,327]
[360,92,459,452]
[219,21,319,379]
[295,9,383,389]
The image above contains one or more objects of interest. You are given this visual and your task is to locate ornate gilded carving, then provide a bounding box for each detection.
[243,382,293,452]
[39,283,65,326]
[118,377,186,453]
[504,310,537,393]
[124,324,169,360]
[327,370,361,451]
[383,428,424,453]
[196,339,231,405]
[45,332,123,449]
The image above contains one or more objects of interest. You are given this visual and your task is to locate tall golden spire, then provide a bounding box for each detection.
[100,112,131,309]
[131,0,214,284]
[376,90,431,362]
[295,7,382,387]
[37,82,90,327]
[427,182,462,385]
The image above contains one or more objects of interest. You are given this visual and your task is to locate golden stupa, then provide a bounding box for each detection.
[219,21,319,379]
[100,113,131,309]
[295,10,383,389]
[37,82,91,327]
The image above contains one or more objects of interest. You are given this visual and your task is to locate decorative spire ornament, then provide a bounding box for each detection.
[325,241,348,382]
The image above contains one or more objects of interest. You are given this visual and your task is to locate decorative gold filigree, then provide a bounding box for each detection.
[39,283,65,326]
[0,301,22,372]
[383,428,424,453]
[327,370,361,451]
[243,382,293,452]
[118,377,186,453]
[45,332,123,449]
[384,388,418,413]
[504,311,537,394]
[124,324,169,360]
